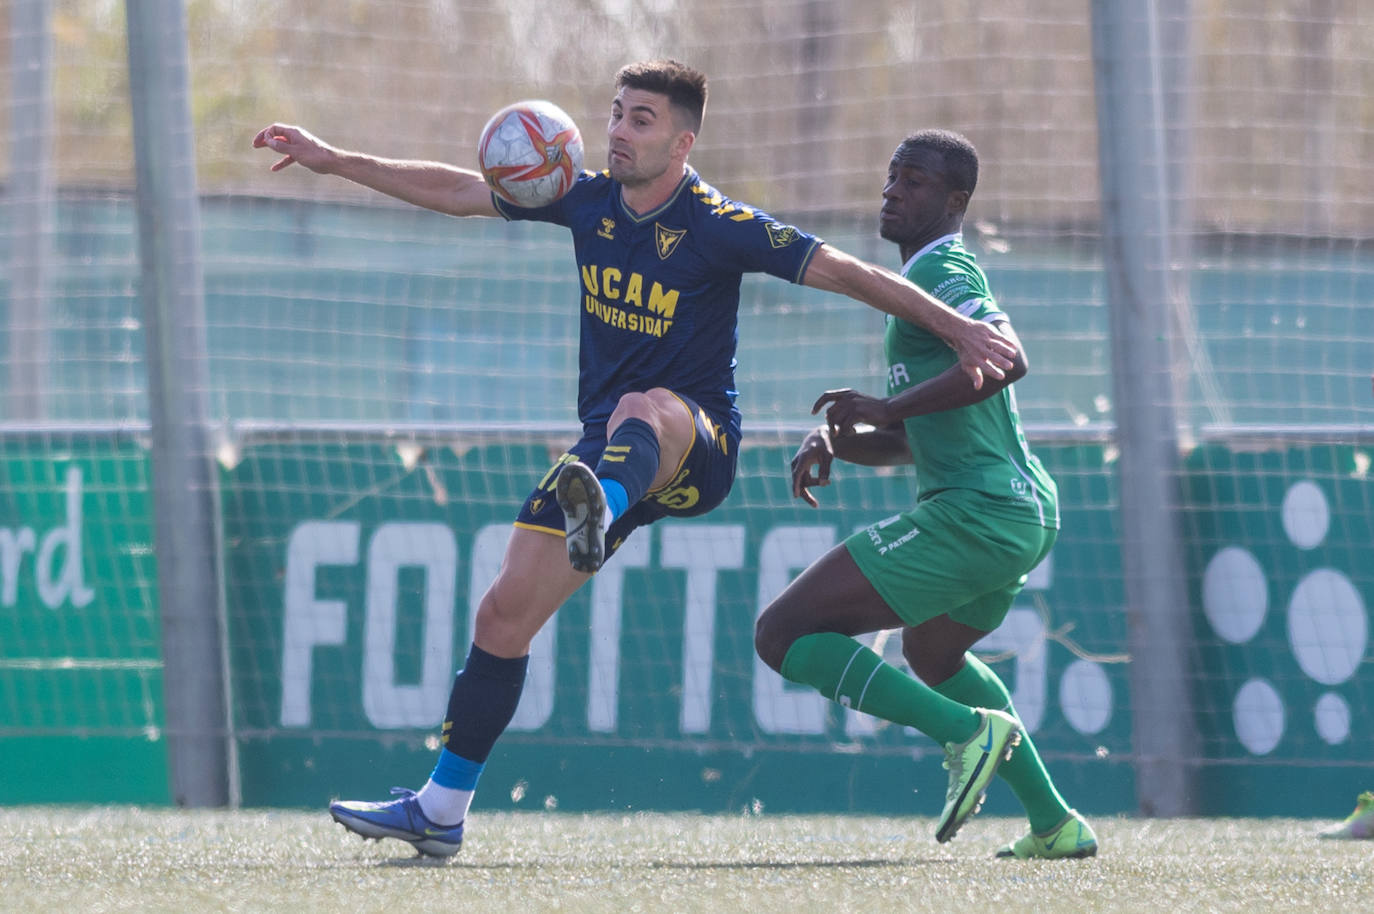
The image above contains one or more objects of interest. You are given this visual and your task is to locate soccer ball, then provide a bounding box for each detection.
[477,100,585,208]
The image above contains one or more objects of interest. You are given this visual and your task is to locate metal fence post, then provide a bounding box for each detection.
[125,0,232,807]
[1091,0,1200,816]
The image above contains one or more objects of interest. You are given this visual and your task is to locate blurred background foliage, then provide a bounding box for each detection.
[0,0,1369,234]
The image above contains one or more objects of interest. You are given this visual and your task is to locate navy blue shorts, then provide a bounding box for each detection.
[514,392,740,560]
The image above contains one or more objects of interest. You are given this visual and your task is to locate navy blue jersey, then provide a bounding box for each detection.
[494,167,823,434]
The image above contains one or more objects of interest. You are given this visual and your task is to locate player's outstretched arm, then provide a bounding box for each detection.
[801,243,1016,390]
[252,124,499,218]
[814,320,1028,433]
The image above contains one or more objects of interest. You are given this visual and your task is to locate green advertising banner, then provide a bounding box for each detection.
[222,439,1136,815]
[0,433,169,804]
[1182,442,1374,813]
[6,431,1366,814]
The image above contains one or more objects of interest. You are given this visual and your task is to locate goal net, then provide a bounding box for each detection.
[1,0,1370,815]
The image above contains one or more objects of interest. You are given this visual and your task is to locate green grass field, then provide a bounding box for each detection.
[3,808,1368,913]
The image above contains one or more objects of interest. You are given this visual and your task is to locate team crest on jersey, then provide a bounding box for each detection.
[598,218,615,240]
[766,222,800,249]
[655,223,686,260]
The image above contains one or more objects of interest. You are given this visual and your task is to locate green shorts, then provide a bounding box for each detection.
[843,488,1056,632]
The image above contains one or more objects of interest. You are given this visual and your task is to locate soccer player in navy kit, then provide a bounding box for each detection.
[254,60,1018,857]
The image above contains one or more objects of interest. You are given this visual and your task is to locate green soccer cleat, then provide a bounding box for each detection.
[935,708,1022,843]
[1319,790,1374,840]
[995,810,1099,859]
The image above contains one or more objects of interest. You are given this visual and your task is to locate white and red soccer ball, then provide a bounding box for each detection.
[477,100,584,208]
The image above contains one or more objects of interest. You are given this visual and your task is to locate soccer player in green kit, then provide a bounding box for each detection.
[754,130,1098,858]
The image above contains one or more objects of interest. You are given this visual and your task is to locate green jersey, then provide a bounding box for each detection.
[887,233,1059,529]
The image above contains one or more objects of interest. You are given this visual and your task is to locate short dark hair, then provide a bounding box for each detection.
[896,129,979,196]
[615,59,708,135]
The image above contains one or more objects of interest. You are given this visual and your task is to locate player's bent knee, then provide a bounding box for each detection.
[753,607,793,674]
[901,630,962,685]
[609,390,656,425]
[613,390,652,411]
[610,388,683,433]
[472,589,540,658]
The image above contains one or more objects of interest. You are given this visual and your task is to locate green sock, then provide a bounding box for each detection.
[780,632,980,745]
[933,653,1071,832]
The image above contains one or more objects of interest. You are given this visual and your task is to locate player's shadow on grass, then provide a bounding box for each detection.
[646,857,953,870]
[379,856,951,869]
[380,854,460,868]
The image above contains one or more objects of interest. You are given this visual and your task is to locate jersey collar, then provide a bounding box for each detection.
[899,232,961,276]
[618,166,697,223]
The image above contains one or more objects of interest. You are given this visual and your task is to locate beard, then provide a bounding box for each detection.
[608,139,674,187]
[608,155,640,185]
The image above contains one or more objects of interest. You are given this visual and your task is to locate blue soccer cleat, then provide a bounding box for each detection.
[329,787,464,857]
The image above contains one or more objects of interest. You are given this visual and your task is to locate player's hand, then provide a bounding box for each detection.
[790,426,836,508]
[812,388,895,438]
[252,124,336,174]
[950,318,1017,390]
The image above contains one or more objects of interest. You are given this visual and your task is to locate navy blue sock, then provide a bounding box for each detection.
[442,644,530,764]
[595,417,660,515]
